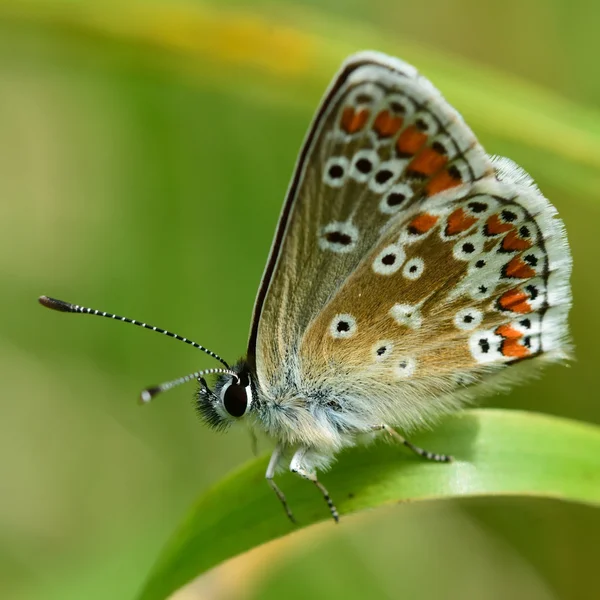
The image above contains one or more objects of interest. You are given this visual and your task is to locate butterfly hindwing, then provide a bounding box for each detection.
[298,161,571,430]
[251,52,496,394]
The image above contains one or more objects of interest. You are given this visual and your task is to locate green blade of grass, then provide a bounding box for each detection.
[137,409,600,600]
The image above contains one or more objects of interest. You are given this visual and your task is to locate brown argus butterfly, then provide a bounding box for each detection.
[40,51,572,522]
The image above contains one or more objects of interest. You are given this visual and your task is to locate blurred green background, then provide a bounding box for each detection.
[2,1,600,599]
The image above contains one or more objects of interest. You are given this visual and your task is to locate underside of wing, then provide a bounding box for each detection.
[251,52,495,393]
[297,162,571,432]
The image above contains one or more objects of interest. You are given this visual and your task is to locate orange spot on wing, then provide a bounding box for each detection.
[425,168,462,196]
[504,256,536,279]
[498,289,531,314]
[396,125,427,156]
[495,324,523,339]
[408,147,448,177]
[502,230,533,252]
[408,213,439,235]
[485,214,514,236]
[341,107,369,134]
[373,110,403,137]
[445,208,478,236]
[500,338,530,358]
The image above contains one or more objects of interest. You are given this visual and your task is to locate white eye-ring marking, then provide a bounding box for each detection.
[373,244,406,275]
[218,378,253,419]
[395,356,417,378]
[245,381,253,411]
[319,221,359,254]
[323,156,350,187]
[403,257,425,280]
[390,303,422,330]
[330,313,357,339]
[379,182,414,215]
[454,308,484,331]
[372,341,394,362]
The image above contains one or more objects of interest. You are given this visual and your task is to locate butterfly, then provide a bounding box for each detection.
[40,51,572,523]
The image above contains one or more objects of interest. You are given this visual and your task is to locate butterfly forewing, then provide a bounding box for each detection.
[251,52,496,393]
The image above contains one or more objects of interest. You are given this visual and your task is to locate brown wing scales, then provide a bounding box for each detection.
[253,55,494,391]
[299,180,570,392]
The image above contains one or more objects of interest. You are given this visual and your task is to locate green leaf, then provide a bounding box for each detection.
[137,409,600,600]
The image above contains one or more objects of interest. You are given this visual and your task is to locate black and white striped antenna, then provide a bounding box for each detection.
[140,367,239,403]
[38,295,233,401]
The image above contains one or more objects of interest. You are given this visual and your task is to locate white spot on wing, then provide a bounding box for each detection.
[349,149,380,183]
[430,133,456,160]
[386,93,415,120]
[395,356,416,378]
[403,257,425,280]
[390,303,422,329]
[329,313,357,339]
[373,244,405,275]
[323,156,350,188]
[372,341,394,362]
[319,221,359,254]
[413,111,438,136]
[346,82,384,109]
[469,330,503,364]
[453,233,484,261]
[379,182,413,215]
[454,308,483,331]
[368,159,407,194]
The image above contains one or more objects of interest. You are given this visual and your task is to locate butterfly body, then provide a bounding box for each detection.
[41,51,572,523]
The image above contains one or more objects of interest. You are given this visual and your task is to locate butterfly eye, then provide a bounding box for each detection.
[220,379,252,418]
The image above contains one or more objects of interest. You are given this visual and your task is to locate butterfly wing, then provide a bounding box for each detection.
[298,159,571,431]
[250,52,496,394]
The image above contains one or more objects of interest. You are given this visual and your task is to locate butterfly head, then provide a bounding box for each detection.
[196,361,255,430]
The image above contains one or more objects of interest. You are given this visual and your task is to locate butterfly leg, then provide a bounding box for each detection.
[376,424,453,463]
[266,445,296,524]
[290,448,339,523]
